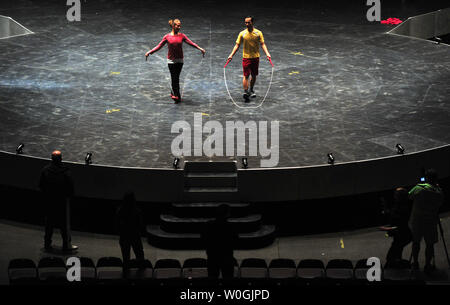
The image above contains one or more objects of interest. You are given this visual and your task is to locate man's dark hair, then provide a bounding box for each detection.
[245,16,254,23]
[425,168,438,185]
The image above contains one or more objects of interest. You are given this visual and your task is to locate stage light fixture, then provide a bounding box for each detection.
[16,143,24,154]
[173,157,180,169]
[85,152,92,165]
[396,144,405,154]
[327,153,335,165]
[242,158,248,169]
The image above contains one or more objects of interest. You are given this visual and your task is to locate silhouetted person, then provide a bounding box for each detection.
[39,150,76,251]
[202,204,238,279]
[386,187,412,263]
[409,169,444,273]
[116,192,145,268]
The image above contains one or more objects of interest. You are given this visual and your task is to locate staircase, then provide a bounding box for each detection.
[147,161,276,249]
[183,161,239,202]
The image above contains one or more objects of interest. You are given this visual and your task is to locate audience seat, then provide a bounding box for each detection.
[38,257,67,283]
[268,258,297,279]
[96,257,123,281]
[125,259,153,282]
[384,259,412,281]
[297,259,325,279]
[154,259,182,279]
[182,258,208,279]
[78,257,97,282]
[240,258,268,279]
[326,259,354,280]
[8,259,38,285]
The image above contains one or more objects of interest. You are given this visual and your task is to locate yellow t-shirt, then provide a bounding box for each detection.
[236,28,264,59]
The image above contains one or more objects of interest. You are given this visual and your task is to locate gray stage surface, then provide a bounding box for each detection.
[1,0,449,168]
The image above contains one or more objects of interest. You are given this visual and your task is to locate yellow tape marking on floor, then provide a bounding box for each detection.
[106,108,121,114]
[340,238,344,249]
[110,72,121,75]
[289,71,300,75]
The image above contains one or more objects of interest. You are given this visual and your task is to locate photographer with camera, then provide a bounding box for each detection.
[409,169,444,274]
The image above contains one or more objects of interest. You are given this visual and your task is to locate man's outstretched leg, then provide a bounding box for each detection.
[250,75,256,98]
[242,75,250,102]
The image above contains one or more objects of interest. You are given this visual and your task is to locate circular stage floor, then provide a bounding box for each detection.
[1,1,449,168]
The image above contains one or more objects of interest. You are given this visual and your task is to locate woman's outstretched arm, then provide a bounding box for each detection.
[145,36,168,57]
[182,34,206,56]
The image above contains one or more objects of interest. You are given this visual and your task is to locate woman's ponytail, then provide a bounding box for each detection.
[168,18,180,29]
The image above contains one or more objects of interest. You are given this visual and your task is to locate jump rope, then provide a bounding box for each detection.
[223,57,274,109]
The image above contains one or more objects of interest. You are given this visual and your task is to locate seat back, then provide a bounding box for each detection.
[125,259,153,280]
[384,259,411,281]
[297,259,325,279]
[154,259,182,279]
[8,259,37,284]
[96,257,123,280]
[240,258,268,279]
[268,259,296,279]
[183,258,208,279]
[38,257,67,282]
[79,257,97,281]
[326,259,354,280]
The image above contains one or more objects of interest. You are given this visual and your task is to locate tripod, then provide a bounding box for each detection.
[438,219,450,268]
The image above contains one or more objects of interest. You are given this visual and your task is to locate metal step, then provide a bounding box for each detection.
[147,225,276,250]
[183,187,239,202]
[185,187,238,192]
[160,214,262,233]
[184,175,237,187]
[184,161,237,173]
[171,203,250,218]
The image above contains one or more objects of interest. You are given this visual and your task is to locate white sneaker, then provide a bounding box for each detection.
[250,89,256,98]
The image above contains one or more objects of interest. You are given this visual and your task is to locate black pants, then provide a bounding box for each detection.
[386,227,412,263]
[207,257,235,279]
[168,63,183,97]
[44,201,70,247]
[120,237,145,267]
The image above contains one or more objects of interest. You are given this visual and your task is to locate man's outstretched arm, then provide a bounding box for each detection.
[228,43,240,60]
[261,42,271,60]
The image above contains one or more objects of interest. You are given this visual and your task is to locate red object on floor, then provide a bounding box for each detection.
[381,18,402,25]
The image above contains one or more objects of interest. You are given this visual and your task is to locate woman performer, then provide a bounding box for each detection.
[145,19,206,103]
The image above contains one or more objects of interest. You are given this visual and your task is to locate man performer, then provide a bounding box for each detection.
[227,16,271,102]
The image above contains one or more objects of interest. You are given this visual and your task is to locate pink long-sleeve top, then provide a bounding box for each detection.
[150,33,199,63]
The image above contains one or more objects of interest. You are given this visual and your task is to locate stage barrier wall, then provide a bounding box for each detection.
[0,145,449,202]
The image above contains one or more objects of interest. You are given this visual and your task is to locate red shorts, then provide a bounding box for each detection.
[242,57,259,77]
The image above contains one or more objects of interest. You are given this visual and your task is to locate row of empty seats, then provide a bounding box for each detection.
[8,257,420,285]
